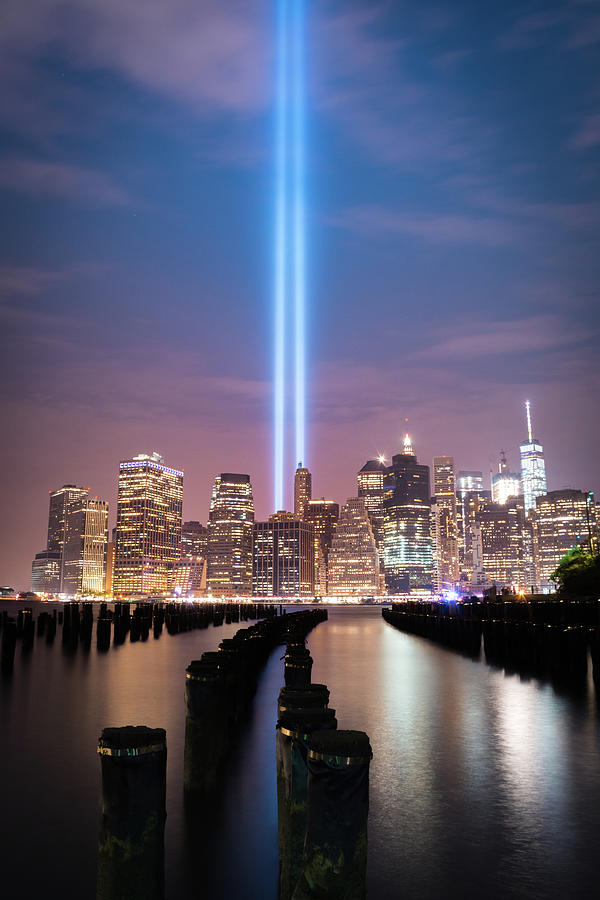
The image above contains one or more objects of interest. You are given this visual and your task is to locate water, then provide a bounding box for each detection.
[1,604,599,899]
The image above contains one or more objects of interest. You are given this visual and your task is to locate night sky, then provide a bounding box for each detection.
[1,0,599,587]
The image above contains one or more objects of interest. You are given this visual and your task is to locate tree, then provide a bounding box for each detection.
[550,546,600,597]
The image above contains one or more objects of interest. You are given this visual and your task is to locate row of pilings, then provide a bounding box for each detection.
[0,601,276,673]
[96,608,327,900]
[382,598,600,687]
[277,624,373,900]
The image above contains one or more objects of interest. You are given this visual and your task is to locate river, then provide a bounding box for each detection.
[1,603,599,899]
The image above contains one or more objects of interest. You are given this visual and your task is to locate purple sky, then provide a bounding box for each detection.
[1,0,599,587]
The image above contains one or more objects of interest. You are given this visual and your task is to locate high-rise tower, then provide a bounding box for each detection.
[520,401,547,514]
[62,498,109,595]
[491,451,522,505]
[433,456,459,591]
[206,473,254,597]
[114,452,183,596]
[294,463,312,519]
[46,484,90,590]
[357,459,386,548]
[304,498,339,596]
[383,437,433,592]
[328,498,379,596]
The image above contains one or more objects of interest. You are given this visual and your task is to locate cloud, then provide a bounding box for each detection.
[0,0,268,122]
[312,4,485,170]
[0,266,68,298]
[418,315,593,359]
[498,10,565,51]
[329,204,527,246]
[0,157,130,205]
[569,113,600,149]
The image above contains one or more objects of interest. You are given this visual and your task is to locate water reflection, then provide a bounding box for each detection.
[1,604,600,899]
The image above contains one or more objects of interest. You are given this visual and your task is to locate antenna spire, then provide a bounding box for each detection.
[525,400,533,443]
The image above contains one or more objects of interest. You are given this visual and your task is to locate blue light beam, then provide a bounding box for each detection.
[274,0,289,512]
[292,0,306,470]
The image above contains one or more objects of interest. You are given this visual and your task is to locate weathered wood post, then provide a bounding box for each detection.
[292,730,372,900]
[96,726,167,900]
[277,706,337,900]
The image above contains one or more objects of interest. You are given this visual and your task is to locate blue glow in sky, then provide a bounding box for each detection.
[0,0,599,584]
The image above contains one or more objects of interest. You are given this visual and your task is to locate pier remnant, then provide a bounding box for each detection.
[96,726,167,900]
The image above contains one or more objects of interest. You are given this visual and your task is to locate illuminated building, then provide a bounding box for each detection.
[62,498,109,595]
[457,471,485,495]
[182,521,208,557]
[357,459,386,548]
[253,516,315,597]
[535,490,597,591]
[294,464,312,519]
[456,474,490,586]
[30,551,61,594]
[383,436,433,592]
[475,500,525,590]
[173,558,206,597]
[47,484,90,590]
[304,499,339,595]
[175,520,209,596]
[492,450,522,505]
[206,473,254,597]
[327,498,379,596]
[433,456,459,591]
[114,452,183,596]
[520,400,547,514]
[104,536,115,596]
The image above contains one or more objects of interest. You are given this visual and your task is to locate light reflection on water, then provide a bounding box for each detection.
[1,604,599,899]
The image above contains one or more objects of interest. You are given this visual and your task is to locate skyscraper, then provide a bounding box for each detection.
[304,499,340,595]
[383,436,433,593]
[30,551,61,594]
[535,490,597,591]
[253,516,315,597]
[294,464,312,519]
[491,451,522,505]
[46,484,90,590]
[206,473,254,597]
[357,459,386,548]
[114,452,183,596]
[327,498,379,596]
[456,471,490,588]
[62,497,109,595]
[520,401,547,514]
[174,521,209,597]
[475,500,525,590]
[433,456,459,591]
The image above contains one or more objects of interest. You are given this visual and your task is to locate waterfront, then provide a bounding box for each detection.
[1,604,599,899]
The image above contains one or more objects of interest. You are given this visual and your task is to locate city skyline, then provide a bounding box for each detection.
[1,0,599,586]
[11,399,598,593]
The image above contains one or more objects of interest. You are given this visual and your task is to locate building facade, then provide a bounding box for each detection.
[294,464,312,520]
[206,473,254,597]
[62,498,109,595]
[383,436,434,592]
[433,456,459,591]
[30,551,61,594]
[253,517,315,597]
[327,498,379,596]
[357,459,386,549]
[535,490,597,591]
[114,452,183,596]
[304,499,339,596]
[491,451,522,505]
[520,401,547,514]
[475,500,525,590]
[46,484,90,590]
